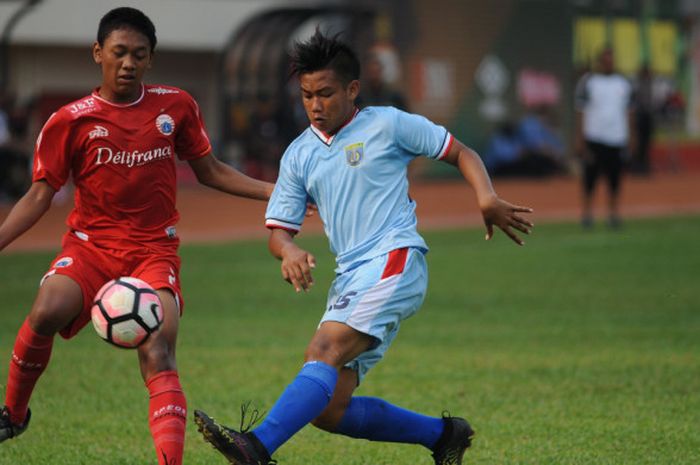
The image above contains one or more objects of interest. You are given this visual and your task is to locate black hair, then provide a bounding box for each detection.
[289,29,360,84]
[97,7,157,52]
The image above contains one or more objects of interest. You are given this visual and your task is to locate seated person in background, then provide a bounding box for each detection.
[484,108,567,178]
[483,121,524,176]
[516,105,566,176]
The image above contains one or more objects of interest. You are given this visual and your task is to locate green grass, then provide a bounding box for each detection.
[1,216,699,464]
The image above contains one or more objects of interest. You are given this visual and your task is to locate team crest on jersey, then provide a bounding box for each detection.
[345,142,364,167]
[88,125,109,139]
[54,257,73,268]
[156,114,175,135]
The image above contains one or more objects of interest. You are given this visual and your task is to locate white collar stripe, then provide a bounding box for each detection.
[308,108,360,146]
[92,85,145,108]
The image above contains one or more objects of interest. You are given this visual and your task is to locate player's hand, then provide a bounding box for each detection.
[280,246,316,292]
[305,202,318,217]
[480,196,534,246]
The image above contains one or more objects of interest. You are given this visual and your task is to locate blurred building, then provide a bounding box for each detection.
[1,0,698,181]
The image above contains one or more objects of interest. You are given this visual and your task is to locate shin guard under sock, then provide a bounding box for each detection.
[146,371,187,465]
[335,396,444,449]
[5,319,53,424]
[253,361,338,455]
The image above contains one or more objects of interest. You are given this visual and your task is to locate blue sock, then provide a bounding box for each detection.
[335,396,444,449]
[253,361,337,455]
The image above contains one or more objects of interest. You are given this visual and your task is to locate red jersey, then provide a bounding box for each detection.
[33,84,211,246]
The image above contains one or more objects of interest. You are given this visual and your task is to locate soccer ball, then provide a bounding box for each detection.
[91,277,163,348]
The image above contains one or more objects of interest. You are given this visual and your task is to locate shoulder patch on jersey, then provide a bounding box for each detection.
[148,87,180,95]
[66,97,98,117]
[156,114,175,135]
[54,256,73,268]
[345,142,364,167]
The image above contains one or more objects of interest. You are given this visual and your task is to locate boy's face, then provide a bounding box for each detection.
[599,49,614,74]
[299,69,359,135]
[93,28,152,103]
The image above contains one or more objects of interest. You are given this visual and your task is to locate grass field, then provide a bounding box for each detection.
[1,216,699,465]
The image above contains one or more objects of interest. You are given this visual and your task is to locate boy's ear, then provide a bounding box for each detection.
[93,41,102,65]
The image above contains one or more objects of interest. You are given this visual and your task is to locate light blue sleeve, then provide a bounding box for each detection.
[393,108,453,160]
[265,149,308,232]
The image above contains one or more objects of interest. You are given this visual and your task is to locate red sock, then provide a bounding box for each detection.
[146,370,187,465]
[5,318,54,424]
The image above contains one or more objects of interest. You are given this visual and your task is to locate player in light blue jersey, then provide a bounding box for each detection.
[195,30,533,465]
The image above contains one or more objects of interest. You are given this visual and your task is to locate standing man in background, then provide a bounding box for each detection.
[575,47,635,229]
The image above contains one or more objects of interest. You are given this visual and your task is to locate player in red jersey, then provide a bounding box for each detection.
[0,7,273,464]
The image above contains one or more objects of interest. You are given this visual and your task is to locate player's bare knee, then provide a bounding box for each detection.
[138,336,175,376]
[28,299,76,336]
[304,339,344,368]
[311,403,347,432]
[26,309,61,336]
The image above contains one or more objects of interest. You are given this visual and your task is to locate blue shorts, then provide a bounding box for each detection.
[320,247,428,382]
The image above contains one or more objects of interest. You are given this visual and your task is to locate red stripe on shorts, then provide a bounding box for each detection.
[381,248,408,279]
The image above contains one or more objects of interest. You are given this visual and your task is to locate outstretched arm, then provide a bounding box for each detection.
[269,228,316,293]
[0,181,56,251]
[189,153,274,200]
[441,140,533,245]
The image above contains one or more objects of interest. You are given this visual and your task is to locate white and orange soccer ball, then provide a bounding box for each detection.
[91,277,163,348]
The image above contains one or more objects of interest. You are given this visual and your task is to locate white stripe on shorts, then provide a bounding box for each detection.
[346,273,402,334]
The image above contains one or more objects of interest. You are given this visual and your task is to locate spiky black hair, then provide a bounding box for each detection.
[97,7,157,52]
[289,28,360,84]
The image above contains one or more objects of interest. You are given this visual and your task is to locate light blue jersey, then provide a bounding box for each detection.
[265,106,453,273]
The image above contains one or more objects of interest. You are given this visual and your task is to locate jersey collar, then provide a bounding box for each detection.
[309,107,359,146]
[91,84,145,107]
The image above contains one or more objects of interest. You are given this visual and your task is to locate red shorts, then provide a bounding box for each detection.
[42,231,184,339]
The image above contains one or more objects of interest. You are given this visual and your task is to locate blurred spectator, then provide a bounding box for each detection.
[632,64,655,175]
[244,95,289,181]
[483,108,566,178]
[516,105,567,176]
[483,121,523,176]
[575,48,634,229]
[0,100,9,146]
[357,52,407,110]
[0,94,32,202]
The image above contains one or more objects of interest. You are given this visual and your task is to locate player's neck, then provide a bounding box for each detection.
[98,84,144,105]
[328,107,359,136]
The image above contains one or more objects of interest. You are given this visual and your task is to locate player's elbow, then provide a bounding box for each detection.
[27,182,56,211]
[194,168,217,188]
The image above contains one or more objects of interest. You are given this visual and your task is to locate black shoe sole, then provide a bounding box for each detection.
[194,410,244,465]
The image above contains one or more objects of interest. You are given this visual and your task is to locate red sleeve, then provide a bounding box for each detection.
[175,92,212,161]
[32,111,73,191]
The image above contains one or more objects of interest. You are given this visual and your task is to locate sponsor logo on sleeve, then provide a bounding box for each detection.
[68,98,97,115]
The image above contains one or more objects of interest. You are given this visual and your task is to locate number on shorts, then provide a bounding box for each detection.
[330,291,358,310]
